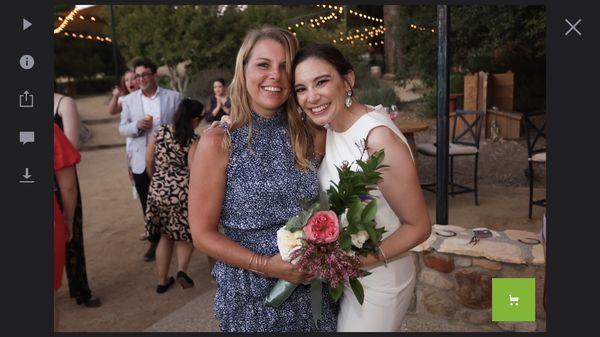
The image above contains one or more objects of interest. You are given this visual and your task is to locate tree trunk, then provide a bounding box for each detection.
[167,65,186,94]
[383,5,404,76]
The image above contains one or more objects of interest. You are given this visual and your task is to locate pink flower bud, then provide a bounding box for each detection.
[303,211,340,244]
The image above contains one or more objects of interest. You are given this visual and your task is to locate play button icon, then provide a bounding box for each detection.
[23,18,32,31]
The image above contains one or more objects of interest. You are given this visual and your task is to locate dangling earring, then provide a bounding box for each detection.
[345,90,353,108]
[297,106,306,121]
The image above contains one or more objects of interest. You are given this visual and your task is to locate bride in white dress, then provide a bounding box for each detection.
[293,44,432,332]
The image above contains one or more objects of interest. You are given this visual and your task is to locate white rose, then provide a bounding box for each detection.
[343,249,356,257]
[276,226,305,262]
[350,230,370,249]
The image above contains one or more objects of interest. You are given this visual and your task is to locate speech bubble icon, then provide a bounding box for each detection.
[20,131,35,144]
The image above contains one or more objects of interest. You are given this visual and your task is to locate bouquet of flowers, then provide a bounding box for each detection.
[265,145,388,324]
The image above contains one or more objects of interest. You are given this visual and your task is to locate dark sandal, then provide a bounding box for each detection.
[76,296,102,308]
[156,276,175,294]
[177,271,195,289]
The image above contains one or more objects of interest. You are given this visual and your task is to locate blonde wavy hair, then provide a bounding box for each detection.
[227,26,316,170]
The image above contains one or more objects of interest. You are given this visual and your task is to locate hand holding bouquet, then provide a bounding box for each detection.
[266,146,388,324]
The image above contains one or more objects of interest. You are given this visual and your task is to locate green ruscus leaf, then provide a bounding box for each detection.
[339,232,352,251]
[330,281,344,302]
[347,199,363,224]
[349,278,365,305]
[366,225,378,244]
[361,199,377,223]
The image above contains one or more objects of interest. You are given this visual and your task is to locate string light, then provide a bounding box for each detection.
[409,23,436,33]
[61,30,112,43]
[55,9,102,34]
[294,5,386,49]
[289,11,338,34]
[347,7,383,23]
[54,7,80,34]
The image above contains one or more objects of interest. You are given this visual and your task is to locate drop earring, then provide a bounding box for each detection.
[345,90,353,108]
[297,106,306,121]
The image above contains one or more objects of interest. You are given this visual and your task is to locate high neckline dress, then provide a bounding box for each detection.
[211,110,338,332]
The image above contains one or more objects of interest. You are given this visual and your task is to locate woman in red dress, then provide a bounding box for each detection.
[53,124,81,330]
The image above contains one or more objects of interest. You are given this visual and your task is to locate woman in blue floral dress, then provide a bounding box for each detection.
[188,27,337,332]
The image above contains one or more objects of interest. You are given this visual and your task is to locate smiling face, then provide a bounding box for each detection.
[294,57,353,126]
[134,65,157,93]
[244,38,290,117]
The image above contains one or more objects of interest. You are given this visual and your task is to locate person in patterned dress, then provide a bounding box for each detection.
[145,98,204,293]
[188,26,337,332]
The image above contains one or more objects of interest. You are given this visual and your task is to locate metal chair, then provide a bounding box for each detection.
[522,111,547,218]
[417,110,485,205]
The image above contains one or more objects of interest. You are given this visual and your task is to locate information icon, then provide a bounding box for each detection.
[19,55,35,70]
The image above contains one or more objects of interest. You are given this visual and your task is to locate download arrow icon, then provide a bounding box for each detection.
[23,168,32,179]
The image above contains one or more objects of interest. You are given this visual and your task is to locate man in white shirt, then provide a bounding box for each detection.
[119,57,182,261]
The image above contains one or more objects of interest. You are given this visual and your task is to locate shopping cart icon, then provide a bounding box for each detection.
[509,294,519,306]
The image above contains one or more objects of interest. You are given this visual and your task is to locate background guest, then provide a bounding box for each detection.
[53,124,80,330]
[144,98,204,293]
[204,78,231,123]
[118,57,183,261]
[53,93,102,308]
[107,70,142,207]
[108,70,139,116]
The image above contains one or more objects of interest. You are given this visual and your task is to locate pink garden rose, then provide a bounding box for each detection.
[303,211,340,243]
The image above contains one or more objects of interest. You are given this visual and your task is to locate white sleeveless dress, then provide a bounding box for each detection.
[318,105,416,332]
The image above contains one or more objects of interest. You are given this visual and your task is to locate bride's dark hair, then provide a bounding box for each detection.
[292,43,354,80]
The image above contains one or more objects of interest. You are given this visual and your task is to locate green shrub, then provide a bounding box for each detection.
[353,62,381,90]
[417,90,437,119]
[186,68,233,102]
[355,82,399,108]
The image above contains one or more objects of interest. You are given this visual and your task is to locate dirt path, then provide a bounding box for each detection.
[55,95,216,332]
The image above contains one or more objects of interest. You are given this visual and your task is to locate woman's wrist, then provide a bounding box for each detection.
[248,253,270,277]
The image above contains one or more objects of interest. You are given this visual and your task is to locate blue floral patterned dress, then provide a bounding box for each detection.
[211,110,337,332]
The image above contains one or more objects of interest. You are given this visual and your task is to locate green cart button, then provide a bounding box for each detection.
[492,278,536,322]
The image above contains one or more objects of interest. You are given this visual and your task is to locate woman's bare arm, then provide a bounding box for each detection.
[55,166,78,242]
[57,96,81,148]
[188,128,309,283]
[108,87,123,115]
[360,126,432,267]
[145,132,157,178]
[187,139,199,170]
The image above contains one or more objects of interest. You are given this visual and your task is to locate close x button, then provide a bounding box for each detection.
[564,18,582,36]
